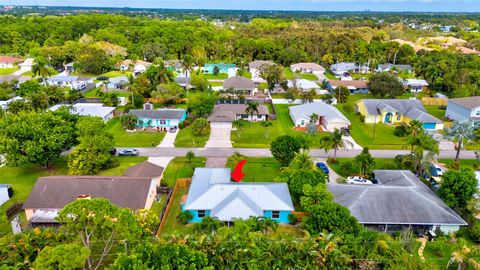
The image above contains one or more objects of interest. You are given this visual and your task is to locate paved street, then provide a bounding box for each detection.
[120,147,477,160]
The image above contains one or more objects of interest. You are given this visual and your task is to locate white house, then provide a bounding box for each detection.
[248,60,274,82]
[0,56,22,68]
[330,62,357,76]
[287,79,321,92]
[49,103,116,122]
[404,79,429,93]
[47,76,93,91]
[18,58,34,72]
[290,62,325,75]
[289,102,350,131]
[208,104,270,125]
[0,96,24,110]
[446,97,480,126]
[119,60,152,74]
[0,184,12,207]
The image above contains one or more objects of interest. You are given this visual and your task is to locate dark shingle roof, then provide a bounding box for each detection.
[207,104,269,122]
[23,176,155,210]
[123,161,164,178]
[328,170,467,226]
[129,109,185,120]
[223,76,255,90]
[360,99,442,123]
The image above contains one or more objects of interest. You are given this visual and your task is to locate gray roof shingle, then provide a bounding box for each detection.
[129,108,186,120]
[123,161,164,178]
[361,99,442,123]
[208,104,269,122]
[223,76,255,90]
[328,170,467,226]
[449,96,480,110]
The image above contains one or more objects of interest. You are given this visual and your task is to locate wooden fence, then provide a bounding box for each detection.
[421,97,448,106]
[291,211,308,221]
[156,178,192,236]
[5,202,23,220]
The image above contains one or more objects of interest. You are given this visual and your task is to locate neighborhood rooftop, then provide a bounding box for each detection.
[49,103,116,119]
[123,161,164,178]
[23,176,155,210]
[223,76,255,90]
[289,102,350,125]
[449,96,480,109]
[360,99,442,124]
[183,168,294,222]
[129,108,186,120]
[248,60,274,69]
[48,75,91,83]
[328,170,467,226]
[207,104,269,122]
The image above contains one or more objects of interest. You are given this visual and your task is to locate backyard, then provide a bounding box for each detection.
[106,117,166,147]
[174,126,209,147]
[425,105,447,120]
[204,73,228,80]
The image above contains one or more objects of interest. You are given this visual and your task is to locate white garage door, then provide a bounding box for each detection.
[210,122,232,129]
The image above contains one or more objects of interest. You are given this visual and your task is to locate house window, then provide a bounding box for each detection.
[159,120,166,125]
[272,211,280,219]
[396,115,401,121]
[198,210,206,218]
[476,111,480,116]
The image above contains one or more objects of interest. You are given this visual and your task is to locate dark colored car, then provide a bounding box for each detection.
[119,149,140,156]
[109,148,117,156]
[169,126,178,133]
[96,76,109,81]
[315,162,329,174]
[342,128,350,136]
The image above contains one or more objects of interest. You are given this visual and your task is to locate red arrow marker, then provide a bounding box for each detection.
[231,160,247,182]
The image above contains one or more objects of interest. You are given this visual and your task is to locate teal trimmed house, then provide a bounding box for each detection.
[129,106,187,128]
[181,168,294,223]
[203,63,236,74]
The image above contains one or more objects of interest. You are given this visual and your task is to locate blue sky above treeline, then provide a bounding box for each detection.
[1,0,480,12]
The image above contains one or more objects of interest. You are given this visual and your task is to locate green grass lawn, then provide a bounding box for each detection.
[0,156,148,236]
[162,157,206,187]
[284,67,294,79]
[174,127,209,148]
[100,70,132,78]
[204,73,227,80]
[150,194,168,219]
[241,157,281,182]
[22,67,57,77]
[106,118,166,147]
[336,94,408,149]
[300,73,319,81]
[209,82,224,87]
[161,187,194,235]
[0,67,19,75]
[425,105,446,120]
[324,70,336,80]
[423,237,478,269]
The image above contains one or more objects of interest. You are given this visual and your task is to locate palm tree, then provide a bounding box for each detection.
[32,57,52,86]
[353,147,375,176]
[320,129,353,161]
[260,120,273,138]
[447,245,480,270]
[232,119,246,137]
[406,120,424,155]
[245,101,259,120]
[181,54,195,79]
[127,75,136,107]
[445,121,476,162]
[186,151,195,165]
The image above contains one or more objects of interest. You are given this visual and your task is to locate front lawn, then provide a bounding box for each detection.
[204,73,227,80]
[324,70,336,80]
[174,126,209,148]
[241,157,282,182]
[100,70,132,78]
[300,73,319,81]
[336,95,408,149]
[106,118,166,147]
[22,67,57,77]
[0,67,19,75]
[97,156,147,175]
[425,105,446,120]
[231,120,288,148]
[162,157,206,187]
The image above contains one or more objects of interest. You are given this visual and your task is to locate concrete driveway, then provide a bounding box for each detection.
[158,129,178,148]
[205,122,233,148]
[315,158,342,183]
[342,136,363,150]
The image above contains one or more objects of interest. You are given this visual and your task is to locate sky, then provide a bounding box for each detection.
[1,0,480,12]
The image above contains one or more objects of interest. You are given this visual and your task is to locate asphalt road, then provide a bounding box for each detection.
[117,147,477,160]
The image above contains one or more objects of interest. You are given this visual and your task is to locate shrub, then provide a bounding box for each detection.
[327,157,337,164]
[178,211,193,225]
[393,125,409,137]
[342,104,353,113]
[178,122,185,129]
[192,118,210,136]
[338,161,358,177]
[288,213,298,225]
[469,220,480,243]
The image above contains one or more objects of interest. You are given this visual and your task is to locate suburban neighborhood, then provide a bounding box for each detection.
[0,4,479,269]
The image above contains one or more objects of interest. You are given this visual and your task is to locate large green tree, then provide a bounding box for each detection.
[0,111,75,169]
[319,129,353,161]
[259,64,286,91]
[438,168,478,212]
[187,92,217,117]
[368,72,405,98]
[270,135,301,167]
[33,244,90,270]
[57,198,141,270]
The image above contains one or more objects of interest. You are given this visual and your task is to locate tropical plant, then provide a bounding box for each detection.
[192,118,210,136]
[32,56,52,85]
[445,121,476,162]
[181,54,195,78]
[120,114,138,130]
[270,135,301,167]
[245,101,259,119]
[193,216,224,235]
[447,245,480,270]
[186,151,195,165]
[126,75,136,107]
[319,129,353,161]
[178,211,193,225]
[334,85,350,103]
[232,119,247,137]
[260,120,272,138]
[353,147,376,176]
[301,89,316,103]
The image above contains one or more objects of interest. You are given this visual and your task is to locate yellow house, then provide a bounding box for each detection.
[355,99,444,130]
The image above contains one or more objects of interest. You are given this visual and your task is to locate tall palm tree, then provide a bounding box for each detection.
[445,120,476,162]
[32,57,52,86]
[320,129,353,161]
[245,101,259,120]
[406,120,424,155]
[127,74,136,107]
[181,54,194,79]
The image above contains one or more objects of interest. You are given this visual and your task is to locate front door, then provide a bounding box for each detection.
[385,113,393,123]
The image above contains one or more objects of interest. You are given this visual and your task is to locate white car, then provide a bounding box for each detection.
[347,176,373,185]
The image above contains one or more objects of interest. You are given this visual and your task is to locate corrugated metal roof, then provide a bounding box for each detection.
[184,168,294,221]
[129,108,186,120]
[289,102,350,125]
[29,209,60,223]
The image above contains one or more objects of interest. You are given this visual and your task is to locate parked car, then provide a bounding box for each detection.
[347,176,372,185]
[109,148,117,156]
[119,149,140,156]
[429,164,444,177]
[342,128,350,136]
[169,126,178,133]
[315,162,329,174]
